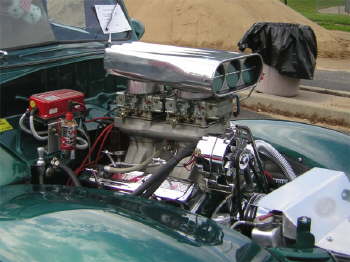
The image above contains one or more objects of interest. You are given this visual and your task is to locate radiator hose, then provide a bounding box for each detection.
[132,143,196,198]
[30,109,48,141]
[104,150,159,174]
[255,140,296,181]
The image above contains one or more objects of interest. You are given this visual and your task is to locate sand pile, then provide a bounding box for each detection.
[125,0,348,58]
[47,0,85,28]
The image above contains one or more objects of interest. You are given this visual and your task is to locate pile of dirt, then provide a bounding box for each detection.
[125,0,348,58]
[331,30,350,59]
[47,0,85,28]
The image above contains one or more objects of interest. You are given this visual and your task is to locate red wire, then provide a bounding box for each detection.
[95,124,113,163]
[66,124,114,186]
[263,170,274,180]
[257,212,273,221]
[75,123,113,175]
[183,154,196,171]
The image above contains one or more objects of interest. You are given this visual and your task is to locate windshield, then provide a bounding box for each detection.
[0,0,131,50]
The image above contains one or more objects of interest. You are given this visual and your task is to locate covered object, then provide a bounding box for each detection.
[238,22,317,80]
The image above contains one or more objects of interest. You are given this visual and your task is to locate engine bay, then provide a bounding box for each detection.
[4,41,349,259]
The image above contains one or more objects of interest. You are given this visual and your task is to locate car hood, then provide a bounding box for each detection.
[0,185,272,262]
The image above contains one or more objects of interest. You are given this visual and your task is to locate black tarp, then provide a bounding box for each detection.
[238,23,317,79]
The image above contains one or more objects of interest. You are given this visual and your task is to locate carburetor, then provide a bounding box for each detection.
[116,81,233,128]
[105,41,263,139]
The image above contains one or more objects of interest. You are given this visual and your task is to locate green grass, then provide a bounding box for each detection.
[317,0,344,9]
[285,0,350,32]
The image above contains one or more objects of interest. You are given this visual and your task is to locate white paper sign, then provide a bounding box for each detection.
[95,5,131,34]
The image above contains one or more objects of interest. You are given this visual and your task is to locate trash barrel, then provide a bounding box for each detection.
[238,23,317,97]
[346,0,350,13]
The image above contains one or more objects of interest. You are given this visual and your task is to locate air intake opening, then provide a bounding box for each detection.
[226,60,241,90]
[213,65,225,93]
[242,56,262,86]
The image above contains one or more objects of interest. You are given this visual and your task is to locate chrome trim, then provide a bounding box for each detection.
[104,42,263,96]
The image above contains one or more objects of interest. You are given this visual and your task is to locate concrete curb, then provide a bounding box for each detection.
[240,88,350,127]
[316,67,350,73]
[300,85,350,98]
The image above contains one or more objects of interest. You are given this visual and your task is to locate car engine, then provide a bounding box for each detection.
[17,41,350,259]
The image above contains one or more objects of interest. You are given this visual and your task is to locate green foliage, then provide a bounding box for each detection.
[284,0,350,32]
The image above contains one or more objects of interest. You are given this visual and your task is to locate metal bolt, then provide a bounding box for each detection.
[342,190,350,201]
[51,157,60,167]
[297,157,303,163]
[326,236,333,242]
[300,216,308,223]
[297,216,311,233]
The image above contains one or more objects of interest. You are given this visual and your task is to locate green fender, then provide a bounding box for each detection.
[232,119,350,173]
[0,185,274,262]
[0,146,29,185]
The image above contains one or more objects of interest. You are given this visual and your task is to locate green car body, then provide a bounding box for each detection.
[0,0,346,261]
[0,184,275,262]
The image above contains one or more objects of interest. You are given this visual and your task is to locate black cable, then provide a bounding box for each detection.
[57,162,82,187]
[249,161,266,193]
[234,150,244,220]
[132,143,196,197]
[142,180,163,199]
[236,125,269,193]
[232,94,241,117]
[209,137,218,177]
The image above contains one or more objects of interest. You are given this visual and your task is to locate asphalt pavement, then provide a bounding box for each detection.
[301,70,350,92]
